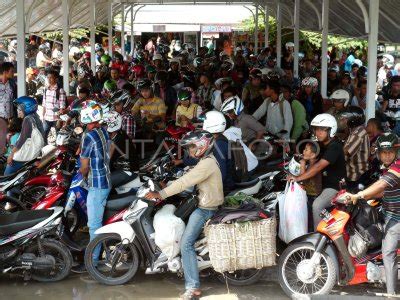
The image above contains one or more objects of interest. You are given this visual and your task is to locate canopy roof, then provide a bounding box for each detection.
[1,0,398,43]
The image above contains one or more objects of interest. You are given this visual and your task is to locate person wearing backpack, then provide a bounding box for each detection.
[253,81,293,140]
[42,69,66,143]
[173,111,235,193]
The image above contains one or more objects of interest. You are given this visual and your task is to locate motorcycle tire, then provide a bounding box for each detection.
[278,242,337,297]
[0,196,25,214]
[26,238,72,282]
[85,233,140,286]
[217,268,265,286]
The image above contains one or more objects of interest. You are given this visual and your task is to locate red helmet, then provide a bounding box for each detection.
[131,64,145,78]
[83,52,91,59]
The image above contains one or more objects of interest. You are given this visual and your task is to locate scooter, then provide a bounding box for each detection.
[0,207,72,282]
[84,179,266,286]
[277,190,397,297]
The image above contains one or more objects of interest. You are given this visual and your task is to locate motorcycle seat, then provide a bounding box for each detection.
[226,178,261,196]
[110,170,138,188]
[234,178,260,188]
[106,192,138,211]
[0,210,53,236]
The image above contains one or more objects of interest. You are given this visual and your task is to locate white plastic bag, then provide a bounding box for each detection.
[279,182,308,243]
[153,204,186,260]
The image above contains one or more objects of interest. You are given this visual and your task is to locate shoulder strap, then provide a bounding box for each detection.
[279,100,285,126]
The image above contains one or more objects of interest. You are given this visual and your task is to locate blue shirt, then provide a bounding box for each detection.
[80,127,111,189]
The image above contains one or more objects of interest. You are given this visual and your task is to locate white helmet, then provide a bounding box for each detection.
[353,59,363,67]
[203,111,227,134]
[301,77,319,90]
[311,113,338,138]
[104,111,122,133]
[153,53,162,61]
[220,96,244,116]
[285,42,294,49]
[288,157,301,176]
[80,100,103,125]
[330,89,350,106]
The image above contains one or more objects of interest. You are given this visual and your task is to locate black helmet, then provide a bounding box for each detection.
[249,68,262,79]
[267,70,281,82]
[182,71,196,85]
[179,130,214,158]
[357,66,368,78]
[377,133,399,151]
[177,88,191,102]
[137,79,153,91]
[110,90,132,108]
[339,106,365,129]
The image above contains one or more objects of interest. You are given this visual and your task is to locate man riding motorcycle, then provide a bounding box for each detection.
[144,131,224,300]
[344,132,400,296]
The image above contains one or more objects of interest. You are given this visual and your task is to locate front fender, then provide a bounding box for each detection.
[95,221,135,244]
[289,232,340,281]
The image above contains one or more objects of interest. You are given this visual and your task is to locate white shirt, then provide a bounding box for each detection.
[252,95,293,140]
[223,126,258,172]
[36,51,51,68]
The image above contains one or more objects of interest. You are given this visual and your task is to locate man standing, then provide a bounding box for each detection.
[42,69,66,143]
[0,63,14,155]
[79,101,111,267]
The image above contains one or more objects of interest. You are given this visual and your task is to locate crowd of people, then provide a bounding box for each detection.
[0,35,400,298]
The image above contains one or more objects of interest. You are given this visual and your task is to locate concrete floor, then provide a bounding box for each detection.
[0,266,394,300]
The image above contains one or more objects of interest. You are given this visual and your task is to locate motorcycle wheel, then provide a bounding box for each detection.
[20,185,47,209]
[85,233,139,285]
[278,242,337,297]
[26,238,72,282]
[0,197,25,214]
[217,268,265,286]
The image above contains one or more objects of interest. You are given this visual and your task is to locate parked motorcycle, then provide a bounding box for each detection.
[277,190,394,297]
[0,207,72,282]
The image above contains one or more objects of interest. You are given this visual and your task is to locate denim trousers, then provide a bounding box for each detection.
[86,187,111,260]
[382,217,400,295]
[43,120,56,144]
[180,208,215,290]
[4,160,25,175]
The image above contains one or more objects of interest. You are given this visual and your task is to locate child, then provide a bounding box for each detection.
[299,142,322,231]
[5,118,22,158]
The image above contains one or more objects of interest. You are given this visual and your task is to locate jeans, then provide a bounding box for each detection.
[382,217,400,295]
[43,120,56,144]
[86,187,111,261]
[312,188,338,230]
[4,160,25,175]
[393,121,400,137]
[180,208,216,290]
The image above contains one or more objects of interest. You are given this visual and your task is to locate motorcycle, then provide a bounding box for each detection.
[84,178,266,286]
[277,190,395,297]
[0,207,72,282]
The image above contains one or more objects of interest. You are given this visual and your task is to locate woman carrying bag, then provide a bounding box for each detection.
[4,96,45,175]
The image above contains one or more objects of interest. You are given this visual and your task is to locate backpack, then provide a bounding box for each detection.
[216,135,248,183]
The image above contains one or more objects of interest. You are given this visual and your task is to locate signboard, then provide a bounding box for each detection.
[201,25,231,33]
[153,25,166,32]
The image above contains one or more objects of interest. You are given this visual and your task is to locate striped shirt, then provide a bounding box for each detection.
[131,96,167,122]
[43,85,66,121]
[343,125,370,181]
[381,161,400,221]
[80,127,111,189]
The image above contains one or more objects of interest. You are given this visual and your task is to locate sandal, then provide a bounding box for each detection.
[180,289,202,300]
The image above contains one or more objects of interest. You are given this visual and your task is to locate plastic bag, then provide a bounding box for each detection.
[153,204,186,260]
[279,182,308,243]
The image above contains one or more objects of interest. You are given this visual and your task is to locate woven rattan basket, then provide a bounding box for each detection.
[205,217,276,273]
